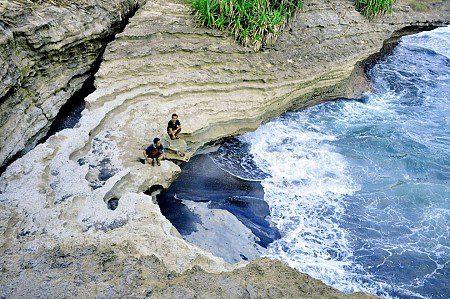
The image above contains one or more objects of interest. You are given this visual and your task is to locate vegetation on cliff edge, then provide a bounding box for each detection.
[192,0,397,50]
[355,0,395,18]
[191,0,301,51]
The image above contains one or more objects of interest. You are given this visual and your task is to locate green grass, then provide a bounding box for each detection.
[355,0,396,18]
[191,0,301,51]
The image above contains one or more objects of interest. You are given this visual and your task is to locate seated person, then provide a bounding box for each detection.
[143,137,165,166]
[167,113,181,140]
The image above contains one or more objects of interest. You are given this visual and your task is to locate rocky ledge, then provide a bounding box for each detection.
[0,0,145,168]
[0,0,449,297]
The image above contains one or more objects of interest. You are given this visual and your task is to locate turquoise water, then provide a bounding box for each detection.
[215,27,449,297]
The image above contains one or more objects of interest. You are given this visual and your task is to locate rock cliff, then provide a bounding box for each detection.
[0,0,144,168]
[0,0,449,297]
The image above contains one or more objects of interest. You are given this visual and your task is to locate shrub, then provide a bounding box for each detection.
[191,0,302,51]
[355,0,396,18]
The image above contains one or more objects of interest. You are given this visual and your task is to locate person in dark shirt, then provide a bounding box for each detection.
[167,113,181,140]
[143,137,165,166]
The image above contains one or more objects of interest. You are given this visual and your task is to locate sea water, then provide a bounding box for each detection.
[214,27,450,298]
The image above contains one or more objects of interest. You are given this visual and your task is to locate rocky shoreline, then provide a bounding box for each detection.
[0,0,449,297]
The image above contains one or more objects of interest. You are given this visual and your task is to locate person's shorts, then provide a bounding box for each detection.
[146,150,162,159]
[167,127,181,134]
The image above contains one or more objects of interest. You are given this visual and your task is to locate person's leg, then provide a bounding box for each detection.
[156,155,163,166]
[174,127,181,138]
[143,150,151,164]
[168,129,175,140]
[151,158,156,166]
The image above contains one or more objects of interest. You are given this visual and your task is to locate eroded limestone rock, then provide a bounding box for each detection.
[0,0,449,297]
[0,0,145,168]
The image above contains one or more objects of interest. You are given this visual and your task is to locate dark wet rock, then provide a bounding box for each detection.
[107,198,119,210]
[157,154,280,251]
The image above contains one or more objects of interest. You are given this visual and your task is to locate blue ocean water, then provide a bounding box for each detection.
[214,27,450,298]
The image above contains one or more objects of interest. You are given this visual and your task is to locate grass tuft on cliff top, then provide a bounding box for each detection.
[191,0,301,51]
[355,0,395,18]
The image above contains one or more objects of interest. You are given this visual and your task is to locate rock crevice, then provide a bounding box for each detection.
[0,0,145,169]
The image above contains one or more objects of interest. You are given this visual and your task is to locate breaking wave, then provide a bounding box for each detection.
[214,26,450,298]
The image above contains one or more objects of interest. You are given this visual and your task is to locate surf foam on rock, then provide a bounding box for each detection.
[225,26,450,298]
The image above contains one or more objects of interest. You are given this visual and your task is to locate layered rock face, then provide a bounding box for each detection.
[0,0,144,168]
[0,0,449,297]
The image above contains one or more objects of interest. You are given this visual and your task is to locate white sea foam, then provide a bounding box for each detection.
[238,96,424,297]
[234,27,450,298]
[211,27,450,298]
[402,26,450,59]
[242,113,366,292]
